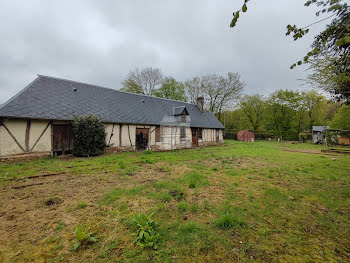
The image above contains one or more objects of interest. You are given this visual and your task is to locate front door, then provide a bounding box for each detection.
[191,128,198,147]
[53,125,73,155]
[136,128,149,151]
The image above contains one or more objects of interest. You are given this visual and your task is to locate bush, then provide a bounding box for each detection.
[72,115,106,157]
[299,132,308,143]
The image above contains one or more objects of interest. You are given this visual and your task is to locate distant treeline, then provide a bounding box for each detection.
[220,91,350,141]
[120,67,350,141]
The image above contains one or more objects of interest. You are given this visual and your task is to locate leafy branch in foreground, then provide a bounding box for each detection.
[230,0,350,103]
[230,0,249,28]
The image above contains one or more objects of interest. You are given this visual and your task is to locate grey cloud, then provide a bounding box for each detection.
[0,0,327,103]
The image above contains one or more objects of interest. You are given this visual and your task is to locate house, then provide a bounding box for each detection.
[0,75,224,157]
[312,126,329,144]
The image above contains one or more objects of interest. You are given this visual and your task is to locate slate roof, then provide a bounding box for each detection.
[0,75,224,129]
[173,106,186,116]
[312,126,329,132]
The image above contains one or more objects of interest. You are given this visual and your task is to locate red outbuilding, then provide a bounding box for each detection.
[237,130,255,142]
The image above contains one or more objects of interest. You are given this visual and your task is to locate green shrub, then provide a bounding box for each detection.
[71,224,97,251]
[72,115,106,157]
[131,213,159,249]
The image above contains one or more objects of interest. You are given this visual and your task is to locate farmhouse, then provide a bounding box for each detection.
[0,75,224,157]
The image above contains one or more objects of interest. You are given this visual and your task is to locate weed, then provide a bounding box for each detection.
[77,201,87,209]
[182,171,208,188]
[190,204,198,213]
[144,150,152,154]
[118,161,126,169]
[131,213,159,249]
[71,224,97,251]
[178,201,188,212]
[157,203,169,212]
[157,192,171,202]
[121,168,135,176]
[189,182,196,188]
[211,167,219,171]
[55,221,65,232]
[118,202,128,211]
[215,206,246,229]
[180,221,200,234]
[100,239,120,258]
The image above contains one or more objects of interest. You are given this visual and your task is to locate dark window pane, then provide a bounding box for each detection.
[180,126,186,138]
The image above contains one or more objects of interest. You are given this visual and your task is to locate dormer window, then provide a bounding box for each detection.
[173,106,188,116]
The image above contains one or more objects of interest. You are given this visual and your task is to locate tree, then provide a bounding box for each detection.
[185,73,244,118]
[216,72,245,119]
[330,105,350,129]
[266,90,302,140]
[307,55,350,103]
[240,94,266,132]
[301,90,326,130]
[184,77,203,103]
[120,79,144,94]
[230,0,350,102]
[121,67,163,95]
[153,77,187,101]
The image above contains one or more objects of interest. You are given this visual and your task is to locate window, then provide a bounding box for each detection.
[181,115,187,123]
[180,126,186,138]
[155,126,161,142]
[198,128,203,140]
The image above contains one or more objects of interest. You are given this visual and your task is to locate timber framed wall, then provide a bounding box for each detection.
[0,118,52,156]
[0,119,224,157]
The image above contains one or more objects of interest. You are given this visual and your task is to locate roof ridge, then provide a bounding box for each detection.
[38,74,198,106]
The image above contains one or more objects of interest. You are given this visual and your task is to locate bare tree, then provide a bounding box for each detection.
[201,74,222,113]
[185,73,244,118]
[216,72,245,119]
[121,67,163,95]
[184,77,203,103]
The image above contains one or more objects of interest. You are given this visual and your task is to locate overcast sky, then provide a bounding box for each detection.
[0,0,328,103]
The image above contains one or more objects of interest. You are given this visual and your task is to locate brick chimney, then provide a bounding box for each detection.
[196,97,204,112]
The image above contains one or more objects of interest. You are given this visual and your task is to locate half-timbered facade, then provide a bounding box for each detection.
[0,75,224,157]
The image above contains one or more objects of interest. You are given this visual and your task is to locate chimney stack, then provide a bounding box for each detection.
[196,97,204,112]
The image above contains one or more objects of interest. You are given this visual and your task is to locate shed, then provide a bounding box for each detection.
[312,126,329,144]
[237,130,255,142]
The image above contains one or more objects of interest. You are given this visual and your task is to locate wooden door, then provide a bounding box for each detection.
[191,128,198,147]
[53,125,73,154]
[136,128,149,151]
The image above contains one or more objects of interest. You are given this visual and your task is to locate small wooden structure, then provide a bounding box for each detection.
[237,130,255,142]
[312,126,329,144]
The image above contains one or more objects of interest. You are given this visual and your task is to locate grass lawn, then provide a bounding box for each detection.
[0,140,349,262]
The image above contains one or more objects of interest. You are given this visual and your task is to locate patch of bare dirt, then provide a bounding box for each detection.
[0,171,119,260]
